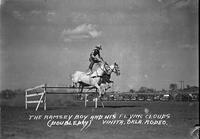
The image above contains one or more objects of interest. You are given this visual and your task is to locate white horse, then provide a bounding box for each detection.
[71,61,120,98]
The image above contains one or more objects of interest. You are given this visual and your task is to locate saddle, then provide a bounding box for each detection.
[87,61,113,83]
[98,73,113,85]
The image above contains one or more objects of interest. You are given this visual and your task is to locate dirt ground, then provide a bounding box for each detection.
[1,101,199,139]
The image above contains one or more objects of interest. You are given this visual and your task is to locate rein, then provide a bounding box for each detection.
[91,62,108,78]
[90,62,118,78]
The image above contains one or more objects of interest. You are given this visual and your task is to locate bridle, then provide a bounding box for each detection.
[93,62,120,78]
[92,62,108,78]
[112,63,120,76]
[98,62,110,74]
[102,62,120,75]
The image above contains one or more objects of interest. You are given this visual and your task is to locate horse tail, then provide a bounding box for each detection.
[71,71,80,87]
[71,73,74,82]
[71,72,76,87]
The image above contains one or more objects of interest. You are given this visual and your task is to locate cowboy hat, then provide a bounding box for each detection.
[95,44,102,50]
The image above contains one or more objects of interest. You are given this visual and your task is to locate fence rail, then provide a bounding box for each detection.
[25,84,46,111]
[25,84,99,111]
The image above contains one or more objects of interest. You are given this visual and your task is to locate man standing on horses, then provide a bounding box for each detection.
[88,44,104,74]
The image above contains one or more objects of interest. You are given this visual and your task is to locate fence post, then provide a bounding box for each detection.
[25,90,27,109]
[94,98,98,108]
[84,94,88,107]
[44,84,47,111]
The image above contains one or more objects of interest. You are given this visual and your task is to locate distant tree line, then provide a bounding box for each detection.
[129,83,199,94]
[0,89,24,99]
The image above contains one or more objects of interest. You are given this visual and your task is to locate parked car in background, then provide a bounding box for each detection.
[130,96,137,101]
[160,94,170,101]
[153,95,160,101]
[189,93,199,101]
[123,95,130,101]
[146,95,153,101]
[175,93,193,101]
[137,95,145,101]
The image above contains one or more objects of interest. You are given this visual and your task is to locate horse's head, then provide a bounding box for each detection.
[97,61,120,76]
[111,62,120,76]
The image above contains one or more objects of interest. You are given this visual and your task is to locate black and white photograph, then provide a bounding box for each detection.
[0,0,199,139]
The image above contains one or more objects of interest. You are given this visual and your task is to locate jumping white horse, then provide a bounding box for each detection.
[71,61,120,98]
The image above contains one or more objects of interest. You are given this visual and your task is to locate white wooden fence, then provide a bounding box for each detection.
[25,84,99,111]
[25,84,46,111]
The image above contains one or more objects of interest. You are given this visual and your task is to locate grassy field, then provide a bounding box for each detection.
[1,99,199,139]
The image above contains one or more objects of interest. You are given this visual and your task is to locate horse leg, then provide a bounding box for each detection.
[105,83,112,91]
[99,93,105,108]
[73,82,78,88]
[78,83,84,93]
[101,101,104,108]
[80,84,84,93]
[95,84,102,98]
[95,84,105,108]
[71,82,75,87]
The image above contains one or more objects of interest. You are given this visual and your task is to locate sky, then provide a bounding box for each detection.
[0,0,199,91]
